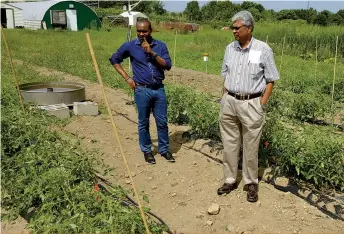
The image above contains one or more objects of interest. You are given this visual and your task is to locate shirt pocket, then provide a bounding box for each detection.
[249,63,264,79]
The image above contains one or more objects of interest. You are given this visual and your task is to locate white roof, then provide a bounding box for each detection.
[0,2,22,10]
[9,0,67,21]
[120,11,148,19]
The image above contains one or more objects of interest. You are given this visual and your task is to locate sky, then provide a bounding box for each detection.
[162,1,344,13]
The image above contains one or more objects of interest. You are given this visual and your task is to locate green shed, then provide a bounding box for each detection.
[10,0,101,31]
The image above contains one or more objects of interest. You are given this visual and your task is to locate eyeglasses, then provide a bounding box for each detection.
[137,30,149,33]
[230,25,246,31]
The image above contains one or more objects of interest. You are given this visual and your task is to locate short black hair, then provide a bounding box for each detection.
[136,18,152,30]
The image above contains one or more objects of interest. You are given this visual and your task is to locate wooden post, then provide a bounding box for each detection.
[1,26,25,111]
[279,34,286,72]
[86,32,151,234]
[331,35,339,125]
[173,30,177,83]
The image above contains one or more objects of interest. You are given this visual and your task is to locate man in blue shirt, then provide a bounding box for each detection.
[109,19,175,164]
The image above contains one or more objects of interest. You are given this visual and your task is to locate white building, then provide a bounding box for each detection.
[0,2,24,28]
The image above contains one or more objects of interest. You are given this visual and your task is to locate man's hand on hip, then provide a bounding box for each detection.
[127,78,136,90]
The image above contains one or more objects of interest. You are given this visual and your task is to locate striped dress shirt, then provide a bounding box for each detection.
[221,37,279,94]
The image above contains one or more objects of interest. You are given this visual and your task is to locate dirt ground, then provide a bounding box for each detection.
[2,66,344,234]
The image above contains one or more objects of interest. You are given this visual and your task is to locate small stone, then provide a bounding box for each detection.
[125,174,129,178]
[178,202,187,206]
[193,161,197,165]
[208,203,220,215]
[125,180,131,184]
[226,224,234,232]
[132,173,136,177]
[206,220,213,226]
[148,177,153,180]
[125,136,130,139]
[257,201,261,207]
[172,153,177,157]
[196,212,204,219]
[171,193,177,197]
[151,185,157,190]
[275,177,289,187]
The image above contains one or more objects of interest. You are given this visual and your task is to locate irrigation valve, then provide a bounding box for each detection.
[203,53,209,62]
[203,53,209,74]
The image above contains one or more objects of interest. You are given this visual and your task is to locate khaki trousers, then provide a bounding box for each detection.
[219,93,264,185]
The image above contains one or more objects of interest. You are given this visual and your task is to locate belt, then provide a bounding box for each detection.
[227,91,261,100]
[135,82,163,90]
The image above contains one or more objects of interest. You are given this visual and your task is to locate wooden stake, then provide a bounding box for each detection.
[86,33,150,234]
[331,35,339,125]
[315,37,318,79]
[279,34,286,72]
[265,35,269,44]
[173,30,177,83]
[1,26,25,111]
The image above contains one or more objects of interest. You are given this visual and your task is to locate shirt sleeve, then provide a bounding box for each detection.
[221,46,229,78]
[109,43,129,65]
[159,43,172,70]
[263,47,280,82]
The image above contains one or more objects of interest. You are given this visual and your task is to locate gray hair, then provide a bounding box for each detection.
[232,11,255,31]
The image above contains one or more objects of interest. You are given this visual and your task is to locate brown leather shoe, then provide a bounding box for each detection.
[217,182,238,195]
[247,184,258,202]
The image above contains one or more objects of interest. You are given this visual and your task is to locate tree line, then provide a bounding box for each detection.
[83,0,344,27]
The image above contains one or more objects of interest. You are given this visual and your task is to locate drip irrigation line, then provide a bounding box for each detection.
[95,175,173,234]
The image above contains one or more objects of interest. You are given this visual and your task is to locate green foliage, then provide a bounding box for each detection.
[263,118,344,190]
[1,22,343,195]
[184,1,201,21]
[1,57,166,233]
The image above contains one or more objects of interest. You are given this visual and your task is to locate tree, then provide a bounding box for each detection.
[184,1,201,21]
[241,1,265,13]
[152,1,166,15]
[276,10,298,20]
[329,14,344,25]
[200,1,217,22]
[337,9,344,19]
[314,13,328,26]
[248,7,262,21]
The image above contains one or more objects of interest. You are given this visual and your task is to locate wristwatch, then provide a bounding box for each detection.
[124,76,131,82]
[151,52,158,59]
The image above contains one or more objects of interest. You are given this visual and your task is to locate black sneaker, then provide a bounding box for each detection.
[144,152,156,164]
[161,152,175,163]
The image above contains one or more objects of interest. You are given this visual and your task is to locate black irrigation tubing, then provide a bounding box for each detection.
[95,175,173,234]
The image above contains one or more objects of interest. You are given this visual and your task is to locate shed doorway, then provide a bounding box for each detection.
[1,8,14,28]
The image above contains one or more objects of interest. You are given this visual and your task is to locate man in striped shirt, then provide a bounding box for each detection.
[218,11,279,202]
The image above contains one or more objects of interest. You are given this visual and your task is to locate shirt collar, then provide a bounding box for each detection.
[233,37,255,50]
[135,38,157,46]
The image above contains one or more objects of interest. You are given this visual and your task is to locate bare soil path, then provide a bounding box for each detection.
[2,65,343,234]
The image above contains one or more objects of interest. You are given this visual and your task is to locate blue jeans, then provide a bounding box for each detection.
[134,85,169,154]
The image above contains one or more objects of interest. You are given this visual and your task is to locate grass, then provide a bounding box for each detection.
[1,22,344,194]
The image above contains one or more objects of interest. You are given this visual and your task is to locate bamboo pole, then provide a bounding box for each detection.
[1,26,25,111]
[265,34,269,44]
[173,30,177,83]
[331,35,339,125]
[315,37,318,79]
[85,33,150,234]
[279,34,286,72]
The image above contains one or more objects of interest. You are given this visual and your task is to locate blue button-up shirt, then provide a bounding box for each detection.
[109,38,172,85]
